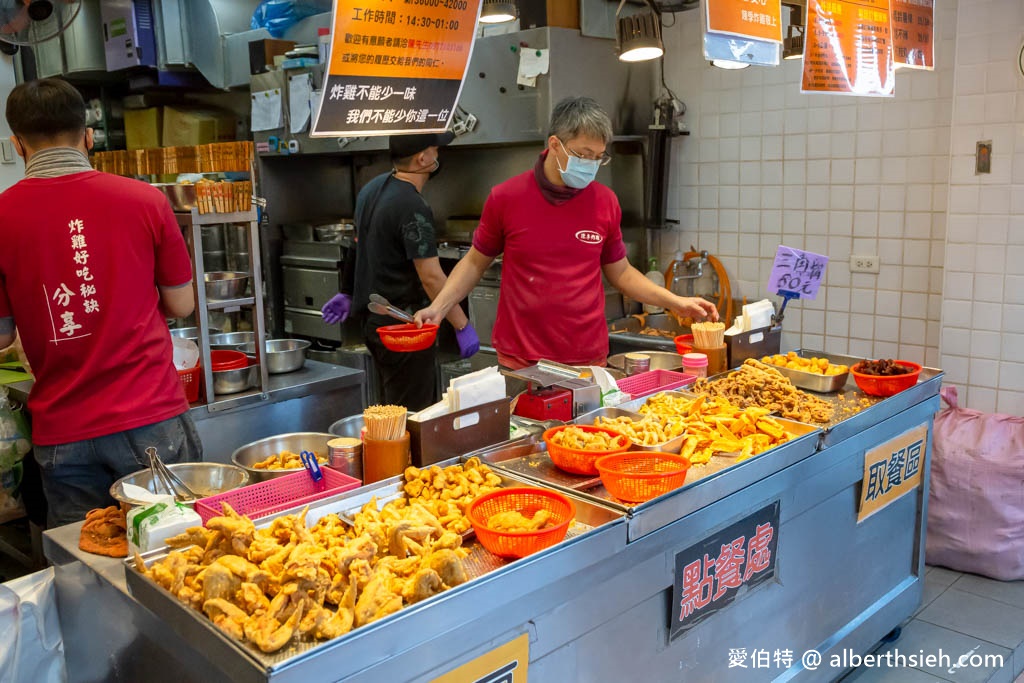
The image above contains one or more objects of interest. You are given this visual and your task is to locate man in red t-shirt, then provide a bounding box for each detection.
[0,79,202,527]
[416,97,718,369]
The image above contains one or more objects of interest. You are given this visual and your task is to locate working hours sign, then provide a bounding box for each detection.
[670,502,780,640]
[312,0,482,137]
[857,423,927,522]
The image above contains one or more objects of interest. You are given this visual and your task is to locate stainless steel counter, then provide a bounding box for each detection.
[42,367,942,683]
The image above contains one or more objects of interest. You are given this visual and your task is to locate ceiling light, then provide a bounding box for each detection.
[480,0,516,24]
[616,2,664,62]
[711,59,750,70]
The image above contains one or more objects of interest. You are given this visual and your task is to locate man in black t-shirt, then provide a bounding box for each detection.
[322,132,479,410]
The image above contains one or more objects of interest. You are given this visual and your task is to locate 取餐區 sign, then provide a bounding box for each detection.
[671,501,780,639]
[858,423,928,522]
[767,246,828,300]
[312,0,482,137]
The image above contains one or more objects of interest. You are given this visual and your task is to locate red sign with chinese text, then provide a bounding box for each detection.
[670,501,781,639]
[891,0,934,69]
[801,0,896,97]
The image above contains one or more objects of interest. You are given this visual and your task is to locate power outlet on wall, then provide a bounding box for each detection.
[850,255,880,274]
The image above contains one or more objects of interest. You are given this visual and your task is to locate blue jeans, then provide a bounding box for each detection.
[33,413,203,528]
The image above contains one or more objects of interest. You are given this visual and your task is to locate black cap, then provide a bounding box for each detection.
[388,131,455,160]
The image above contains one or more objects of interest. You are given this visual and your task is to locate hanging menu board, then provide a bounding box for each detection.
[706,0,783,43]
[891,0,934,69]
[800,0,895,97]
[311,0,482,137]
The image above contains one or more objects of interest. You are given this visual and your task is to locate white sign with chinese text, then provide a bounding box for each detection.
[857,423,928,522]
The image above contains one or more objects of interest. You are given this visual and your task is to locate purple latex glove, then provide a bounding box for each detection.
[321,293,351,324]
[456,324,480,358]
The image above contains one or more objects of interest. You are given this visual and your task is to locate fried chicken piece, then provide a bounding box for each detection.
[424,549,468,587]
[327,534,377,575]
[430,531,463,552]
[282,542,327,583]
[387,520,438,558]
[354,573,403,627]
[266,582,304,622]
[203,598,249,641]
[199,562,241,604]
[205,503,255,555]
[78,506,128,558]
[236,581,270,615]
[487,509,553,532]
[402,567,444,604]
[244,602,305,653]
[216,554,269,587]
[165,526,214,550]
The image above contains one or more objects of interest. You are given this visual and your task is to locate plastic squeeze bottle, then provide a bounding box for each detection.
[644,258,665,314]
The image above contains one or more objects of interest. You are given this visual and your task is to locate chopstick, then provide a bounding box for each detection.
[363,404,407,440]
[692,322,725,348]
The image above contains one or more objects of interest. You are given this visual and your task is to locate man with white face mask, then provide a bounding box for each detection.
[322,132,479,409]
[415,97,717,369]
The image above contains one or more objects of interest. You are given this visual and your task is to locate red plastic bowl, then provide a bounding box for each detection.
[673,334,694,355]
[377,323,438,352]
[210,349,248,370]
[850,360,922,397]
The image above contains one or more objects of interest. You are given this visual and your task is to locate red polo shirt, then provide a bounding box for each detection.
[0,171,193,445]
[473,163,626,367]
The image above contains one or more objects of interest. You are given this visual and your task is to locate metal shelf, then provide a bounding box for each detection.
[206,297,255,310]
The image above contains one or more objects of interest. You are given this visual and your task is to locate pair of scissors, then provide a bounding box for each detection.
[300,450,326,491]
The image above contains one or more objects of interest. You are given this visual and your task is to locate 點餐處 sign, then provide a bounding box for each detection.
[312,0,482,137]
[767,246,829,300]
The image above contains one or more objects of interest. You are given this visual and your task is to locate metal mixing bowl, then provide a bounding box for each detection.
[170,326,222,342]
[607,351,684,372]
[110,462,249,507]
[204,271,249,301]
[231,432,335,482]
[239,339,310,374]
[209,331,256,351]
[213,364,258,394]
[328,412,414,438]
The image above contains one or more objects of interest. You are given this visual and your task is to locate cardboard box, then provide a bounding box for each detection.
[162,106,238,147]
[124,107,163,150]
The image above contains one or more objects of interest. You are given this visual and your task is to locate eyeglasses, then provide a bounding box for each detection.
[559,138,612,166]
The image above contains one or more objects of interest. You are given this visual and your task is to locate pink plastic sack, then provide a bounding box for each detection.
[925,386,1024,580]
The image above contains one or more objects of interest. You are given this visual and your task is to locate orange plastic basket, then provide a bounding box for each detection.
[468,487,575,559]
[595,452,691,503]
[850,360,922,397]
[377,323,438,352]
[178,365,202,403]
[542,425,632,475]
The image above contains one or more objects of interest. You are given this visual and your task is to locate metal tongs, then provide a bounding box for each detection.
[368,293,414,323]
[146,446,198,502]
[300,450,326,491]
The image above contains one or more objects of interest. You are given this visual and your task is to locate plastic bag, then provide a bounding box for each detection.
[925,386,1024,580]
[0,387,30,524]
[0,568,66,683]
[250,0,330,38]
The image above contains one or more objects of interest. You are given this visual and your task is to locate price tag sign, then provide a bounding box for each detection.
[800,0,895,97]
[312,0,482,137]
[767,246,828,300]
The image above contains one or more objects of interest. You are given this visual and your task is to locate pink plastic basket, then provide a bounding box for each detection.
[195,467,361,524]
[616,369,696,400]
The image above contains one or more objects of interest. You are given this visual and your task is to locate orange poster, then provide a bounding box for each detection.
[891,0,934,69]
[800,0,895,97]
[312,0,482,137]
[706,0,783,43]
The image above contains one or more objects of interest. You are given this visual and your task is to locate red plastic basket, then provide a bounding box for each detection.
[542,425,631,475]
[850,360,922,397]
[673,334,694,355]
[195,467,361,524]
[595,452,691,503]
[468,487,575,559]
[378,323,438,352]
[616,369,696,399]
[178,365,202,403]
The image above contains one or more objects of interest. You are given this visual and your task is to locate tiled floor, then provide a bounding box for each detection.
[842,566,1024,683]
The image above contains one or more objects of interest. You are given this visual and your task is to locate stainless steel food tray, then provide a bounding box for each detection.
[792,350,943,447]
[478,421,821,541]
[765,362,850,393]
[124,457,623,677]
[571,406,686,453]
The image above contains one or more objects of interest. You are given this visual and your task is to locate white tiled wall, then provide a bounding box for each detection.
[939,0,1024,414]
[655,0,1024,415]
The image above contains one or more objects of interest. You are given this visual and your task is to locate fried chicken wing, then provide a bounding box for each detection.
[354,573,403,627]
[203,598,249,641]
[244,602,304,653]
